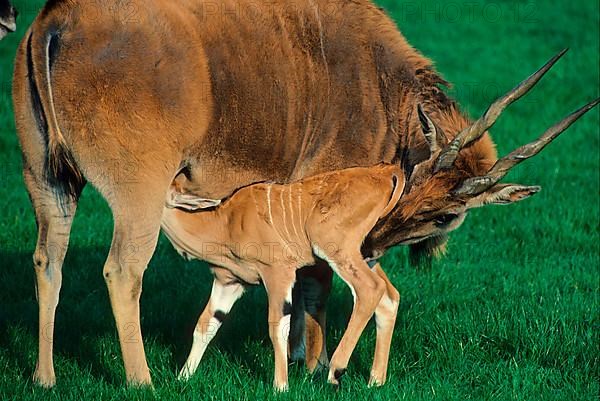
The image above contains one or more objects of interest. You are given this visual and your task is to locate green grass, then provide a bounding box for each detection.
[0,1,598,400]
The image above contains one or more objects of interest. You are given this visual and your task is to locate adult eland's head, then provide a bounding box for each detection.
[363,50,599,259]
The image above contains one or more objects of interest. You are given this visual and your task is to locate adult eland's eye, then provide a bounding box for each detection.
[434,213,459,227]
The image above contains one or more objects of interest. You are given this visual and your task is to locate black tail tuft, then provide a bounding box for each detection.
[26,30,85,203]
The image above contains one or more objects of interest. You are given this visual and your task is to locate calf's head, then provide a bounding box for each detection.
[364,50,599,259]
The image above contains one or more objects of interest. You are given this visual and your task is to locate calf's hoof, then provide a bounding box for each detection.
[178,366,194,381]
[273,381,289,392]
[33,371,56,388]
[368,374,386,387]
[126,370,153,388]
[327,368,346,388]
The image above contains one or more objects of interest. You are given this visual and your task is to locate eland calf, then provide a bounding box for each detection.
[163,164,405,390]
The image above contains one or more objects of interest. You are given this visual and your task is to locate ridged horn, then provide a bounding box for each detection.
[454,98,600,196]
[434,49,569,173]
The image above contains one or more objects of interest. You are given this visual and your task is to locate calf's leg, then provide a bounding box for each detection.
[369,263,400,386]
[313,248,385,386]
[179,268,244,379]
[263,271,296,391]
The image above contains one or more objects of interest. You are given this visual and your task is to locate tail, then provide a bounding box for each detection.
[26,22,84,200]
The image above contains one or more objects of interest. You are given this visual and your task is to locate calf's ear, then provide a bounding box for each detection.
[166,188,221,211]
[379,172,406,218]
[467,184,541,207]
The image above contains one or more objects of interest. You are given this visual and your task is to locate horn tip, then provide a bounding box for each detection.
[553,48,569,61]
[577,98,600,115]
[548,48,569,65]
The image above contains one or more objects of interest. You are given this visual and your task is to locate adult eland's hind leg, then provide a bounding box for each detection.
[24,171,82,387]
[292,262,333,372]
[13,32,84,387]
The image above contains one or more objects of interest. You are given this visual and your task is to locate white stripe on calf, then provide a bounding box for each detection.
[279,187,291,240]
[288,187,300,240]
[266,185,274,225]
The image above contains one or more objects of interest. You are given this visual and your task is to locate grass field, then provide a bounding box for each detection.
[0,1,598,400]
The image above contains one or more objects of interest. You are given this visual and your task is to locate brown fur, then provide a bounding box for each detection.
[162,164,404,389]
[13,0,496,387]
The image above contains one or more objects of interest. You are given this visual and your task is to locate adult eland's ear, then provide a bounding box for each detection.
[417,104,446,155]
[417,104,439,154]
[467,184,541,207]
